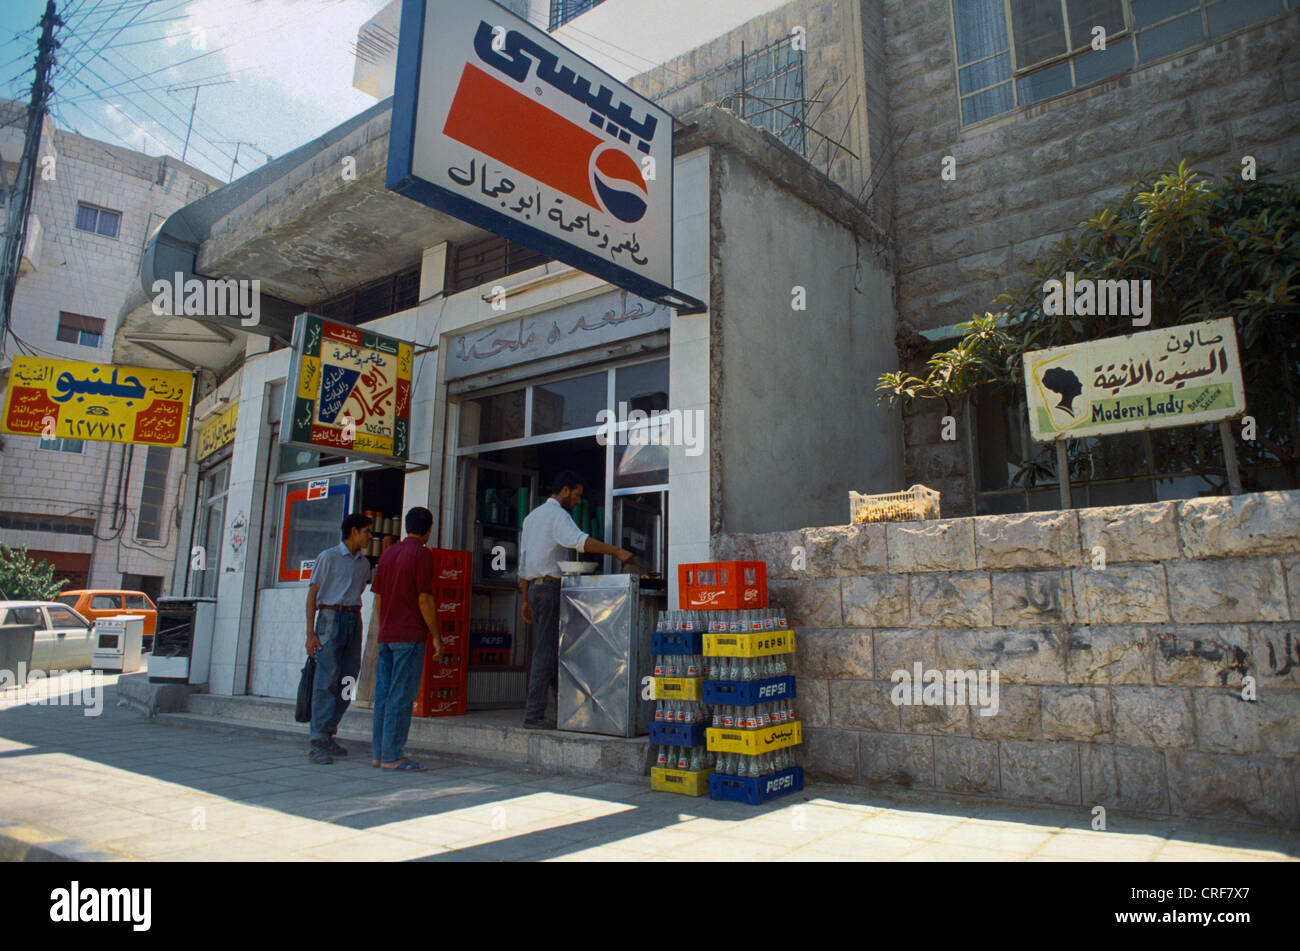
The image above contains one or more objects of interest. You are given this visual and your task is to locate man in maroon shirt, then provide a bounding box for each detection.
[370,506,443,770]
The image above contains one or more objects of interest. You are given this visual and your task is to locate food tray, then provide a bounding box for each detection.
[849,484,940,524]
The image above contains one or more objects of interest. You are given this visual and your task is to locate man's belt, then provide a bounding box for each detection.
[320,603,362,612]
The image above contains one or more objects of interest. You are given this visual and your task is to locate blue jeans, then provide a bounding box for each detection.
[372,641,426,763]
[310,608,362,741]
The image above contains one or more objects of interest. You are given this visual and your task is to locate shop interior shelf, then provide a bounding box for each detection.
[709,766,803,804]
[703,630,795,657]
[706,719,802,755]
[702,675,796,706]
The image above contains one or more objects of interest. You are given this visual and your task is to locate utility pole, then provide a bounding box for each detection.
[0,0,62,358]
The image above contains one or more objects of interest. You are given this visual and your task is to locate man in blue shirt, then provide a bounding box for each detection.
[305,512,373,764]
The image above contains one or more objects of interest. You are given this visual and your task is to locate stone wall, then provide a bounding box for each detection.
[713,490,1300,827]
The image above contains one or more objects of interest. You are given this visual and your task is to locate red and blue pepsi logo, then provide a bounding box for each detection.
[591,148,647,223]
[444,64,651,226]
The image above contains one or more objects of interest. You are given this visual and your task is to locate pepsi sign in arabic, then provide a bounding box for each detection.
[387,0,687,308]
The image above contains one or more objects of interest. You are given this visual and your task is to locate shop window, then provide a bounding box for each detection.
[56,312,104,348]
[135,447,170,541]
[951,0,1289,126]
[277,475,352,582]
[458,389,526,447]
[532,372,606,435]
[615,359,668,414]
[190,461,230,597]
[75,202,121,238]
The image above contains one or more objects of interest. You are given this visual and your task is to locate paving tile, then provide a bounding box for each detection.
[856,811,965,841]
[935,821,1056,855]
[297,833,442,862]
[901,842,1021,861]
[789,831,924,860]
[1031,831,1167,861]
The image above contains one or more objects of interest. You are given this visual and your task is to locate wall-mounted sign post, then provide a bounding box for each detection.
[2,356,193,447]
[386,0,704,313]
[279,313,414,463]
[1023,317,1247,503]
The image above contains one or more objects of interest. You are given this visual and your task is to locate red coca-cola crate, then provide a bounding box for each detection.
[433,585,469,619]
[430,548,471,588]
[678,561,768,610]
[414,659,467,717]
[436,616,465,649]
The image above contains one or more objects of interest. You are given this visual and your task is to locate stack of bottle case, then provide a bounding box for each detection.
[685,560,804,804]
[414,548,471,717]
[648,612,714,796]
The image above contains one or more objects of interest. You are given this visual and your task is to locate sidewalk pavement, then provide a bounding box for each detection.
[1,674,1296,862]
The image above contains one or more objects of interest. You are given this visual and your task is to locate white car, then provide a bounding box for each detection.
[0,601,95,670]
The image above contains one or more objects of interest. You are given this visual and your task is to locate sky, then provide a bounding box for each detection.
[0,0,392,184]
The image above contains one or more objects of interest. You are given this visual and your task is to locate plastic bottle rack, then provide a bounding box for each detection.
[647,598,803,804]
[703,622,803,805]
[648,626,713,797]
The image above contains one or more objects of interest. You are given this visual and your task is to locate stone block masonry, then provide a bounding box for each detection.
[713,490,1300,827]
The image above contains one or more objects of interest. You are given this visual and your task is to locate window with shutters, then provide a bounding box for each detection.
[56,312,105,348]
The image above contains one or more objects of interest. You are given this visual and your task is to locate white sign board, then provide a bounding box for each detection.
[1024,317,1246,442]
[387,0,691,308]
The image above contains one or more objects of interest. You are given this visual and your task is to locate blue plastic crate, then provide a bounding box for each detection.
[470,632,511,649]
[708,766,803,805]
[649,720,709,747]
[702,676,796,707]
[652,630,706,655]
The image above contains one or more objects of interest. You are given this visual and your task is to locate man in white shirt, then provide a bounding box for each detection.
[518,469,634,729]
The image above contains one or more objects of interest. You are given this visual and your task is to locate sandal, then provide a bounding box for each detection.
[381,759,424,771]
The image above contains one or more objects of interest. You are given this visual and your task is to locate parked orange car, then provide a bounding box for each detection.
[55,590,158,648]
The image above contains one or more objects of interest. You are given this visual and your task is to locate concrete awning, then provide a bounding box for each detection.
[114,96,489,377]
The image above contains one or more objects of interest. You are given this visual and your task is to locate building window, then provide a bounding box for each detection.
[135,446,170,541]
[550,0,607,30]
[0,512,95,535]
[951,0,1292,125]
[316,266,420,326]
[55,312,105,347]
[447,236,549,294]
[37,437,83,453]
[74,202,121,238]
[718,36,808,156]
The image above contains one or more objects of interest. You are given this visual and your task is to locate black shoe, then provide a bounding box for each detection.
[308,740,333,764]
[523,718,557,730]
[324,737,349,757]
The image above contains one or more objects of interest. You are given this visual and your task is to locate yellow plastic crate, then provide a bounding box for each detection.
[650,766,711,796]
[706,720,802,755]
[703,630,795,657]
[654,677,703,701]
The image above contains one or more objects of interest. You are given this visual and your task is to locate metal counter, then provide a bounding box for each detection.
[557,573,658,737]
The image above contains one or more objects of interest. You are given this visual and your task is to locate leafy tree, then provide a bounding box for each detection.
[877,160,1300,489]
[0,544,68,601]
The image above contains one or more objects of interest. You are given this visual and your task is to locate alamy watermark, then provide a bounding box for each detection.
[0,664,104,717]
[595,402,705,457]
[890,663,999,717]
[151,271,261,327]
[1043,271,1151,327]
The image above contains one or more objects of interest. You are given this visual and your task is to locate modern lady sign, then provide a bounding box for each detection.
[386,0,698,309]
[279,313,414,462]
[1,356,193,447]
[1024,317,1245,441]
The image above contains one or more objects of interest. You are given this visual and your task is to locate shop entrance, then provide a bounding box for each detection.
[451,355,670,713]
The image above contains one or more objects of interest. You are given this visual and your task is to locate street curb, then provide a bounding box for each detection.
[0,820,126,862]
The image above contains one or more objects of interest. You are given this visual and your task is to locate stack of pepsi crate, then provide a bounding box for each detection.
[648,618,711,797]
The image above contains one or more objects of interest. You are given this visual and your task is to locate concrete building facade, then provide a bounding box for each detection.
[0,100,221,596]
